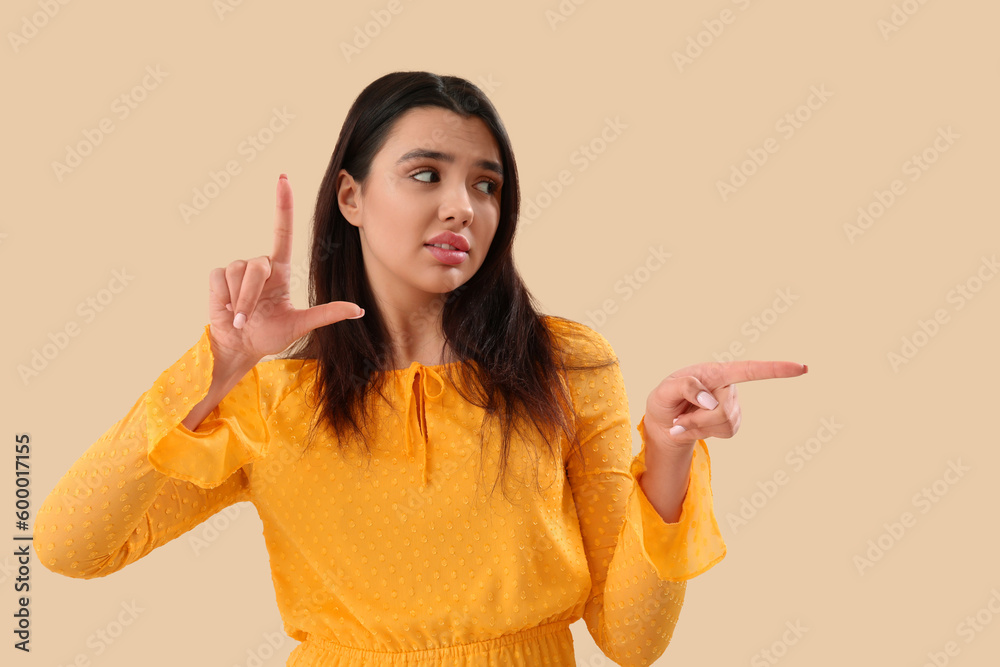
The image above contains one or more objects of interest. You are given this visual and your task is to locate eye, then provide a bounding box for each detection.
[409,168,500,196]
[410,168,438,183]
[476,179,500,195]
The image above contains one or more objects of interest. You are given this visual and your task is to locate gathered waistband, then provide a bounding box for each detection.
[288,619,575,666]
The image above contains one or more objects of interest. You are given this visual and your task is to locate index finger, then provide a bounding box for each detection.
[717,360,808,386]
[272,173,293,266]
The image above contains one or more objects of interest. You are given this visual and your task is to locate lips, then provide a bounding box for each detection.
[424,231,470,253]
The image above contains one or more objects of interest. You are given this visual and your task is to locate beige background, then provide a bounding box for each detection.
[5,1,998,665]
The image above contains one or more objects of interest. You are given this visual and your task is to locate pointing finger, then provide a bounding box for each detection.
[669,360,808,390]
[716,360,807,386]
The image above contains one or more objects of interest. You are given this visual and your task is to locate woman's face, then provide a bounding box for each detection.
[338,106,503,312]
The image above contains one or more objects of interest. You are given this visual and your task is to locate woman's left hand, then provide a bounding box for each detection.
[644,360,808,449]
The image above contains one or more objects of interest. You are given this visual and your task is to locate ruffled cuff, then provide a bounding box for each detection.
[145,323,268,489]
[626,415,727,581]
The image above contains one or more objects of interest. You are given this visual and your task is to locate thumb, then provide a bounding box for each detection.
[292,302,365,338]
[648,374,720,428]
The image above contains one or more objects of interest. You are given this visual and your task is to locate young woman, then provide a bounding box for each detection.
[34,71,807,666]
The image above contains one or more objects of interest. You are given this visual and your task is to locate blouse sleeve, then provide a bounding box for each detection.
[33,324,272,580]
[564,328,726,667]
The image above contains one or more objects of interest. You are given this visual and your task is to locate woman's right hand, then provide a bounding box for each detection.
[207,173,364,369]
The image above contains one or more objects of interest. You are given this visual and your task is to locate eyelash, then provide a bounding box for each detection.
[408,168,500,196]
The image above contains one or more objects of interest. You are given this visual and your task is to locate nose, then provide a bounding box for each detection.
[438,179,474,227]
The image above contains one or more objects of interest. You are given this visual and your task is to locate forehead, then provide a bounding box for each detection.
[379,106,500,162]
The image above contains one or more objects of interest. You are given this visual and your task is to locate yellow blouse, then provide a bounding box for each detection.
[34,316,726,667]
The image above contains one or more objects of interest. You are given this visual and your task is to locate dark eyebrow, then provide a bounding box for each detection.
[396,148,503,179]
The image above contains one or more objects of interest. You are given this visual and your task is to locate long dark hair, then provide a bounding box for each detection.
[282,71,615,501]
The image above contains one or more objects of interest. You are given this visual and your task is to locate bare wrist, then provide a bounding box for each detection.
[208,339,258,384]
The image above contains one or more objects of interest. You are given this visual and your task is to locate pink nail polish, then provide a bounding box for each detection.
[697,391,719,410]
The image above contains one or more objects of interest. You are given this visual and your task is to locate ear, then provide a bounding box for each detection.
[336,168,362,227]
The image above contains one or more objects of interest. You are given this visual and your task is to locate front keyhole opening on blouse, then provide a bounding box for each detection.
[414,371,427,440]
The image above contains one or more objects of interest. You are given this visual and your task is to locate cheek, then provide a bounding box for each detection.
[368,199,408,242]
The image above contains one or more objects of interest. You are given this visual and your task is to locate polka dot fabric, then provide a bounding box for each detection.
[34,317,726,666]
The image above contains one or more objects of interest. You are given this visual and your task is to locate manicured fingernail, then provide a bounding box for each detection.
[348,308,365,319]
[802,364,809,372]
[225,303,233,311]
[279,173,287,181]
[673,417,679,424]
[697,391,719,410]
[669,424,686,436]
[233,312,246,329]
